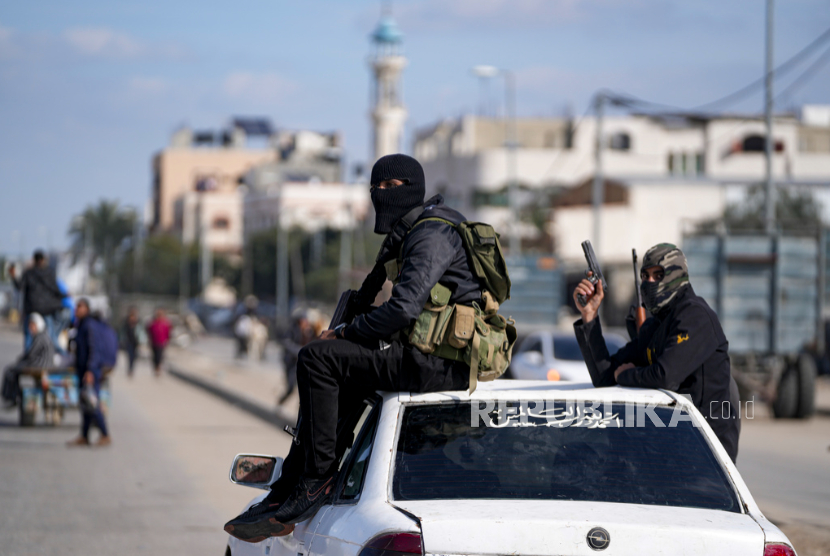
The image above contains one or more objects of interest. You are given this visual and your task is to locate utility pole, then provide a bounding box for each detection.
[179,203,190,312]
[133,217,143,292]
[764,0,776,234]
[338,203,354,294]
[199,217,212,298]
[592,93,605,253]
[505,70,520,257]
[472,65,521,256]
[276,214,289,329]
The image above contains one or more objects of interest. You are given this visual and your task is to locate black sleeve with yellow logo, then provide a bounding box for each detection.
[614,304,717,391]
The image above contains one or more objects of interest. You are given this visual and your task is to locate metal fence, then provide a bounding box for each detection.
[684,232,823,355]
[501,256,565,328]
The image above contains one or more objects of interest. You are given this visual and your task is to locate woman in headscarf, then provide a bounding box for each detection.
[2,313,55,406]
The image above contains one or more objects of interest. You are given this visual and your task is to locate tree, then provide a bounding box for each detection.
[68,200,137,273]
[697,184,823,233]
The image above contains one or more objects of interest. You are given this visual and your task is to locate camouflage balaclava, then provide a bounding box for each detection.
[640,243,690,314]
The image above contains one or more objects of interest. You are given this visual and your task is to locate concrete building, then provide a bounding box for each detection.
[413,106,830,264]
[243,182,370,234]
[151,119,343,253]
[369,13,407,161]
[151,121,278,235]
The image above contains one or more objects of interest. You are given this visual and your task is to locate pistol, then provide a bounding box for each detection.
[577,240,608,307]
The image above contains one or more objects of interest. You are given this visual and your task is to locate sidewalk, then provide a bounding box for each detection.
[165,335,299,430]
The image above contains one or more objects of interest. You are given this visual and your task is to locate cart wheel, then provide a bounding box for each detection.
[794,353,817,419]
[772,365,799,419]
[19,402,36,427]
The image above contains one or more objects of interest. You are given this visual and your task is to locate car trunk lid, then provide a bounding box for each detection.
[394,500,764,555]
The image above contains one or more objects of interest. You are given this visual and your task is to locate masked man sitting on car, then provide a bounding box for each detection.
[572,243,741,463]
[225,154,484,543]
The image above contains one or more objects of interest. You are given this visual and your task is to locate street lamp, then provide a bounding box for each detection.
[472,65,520,256]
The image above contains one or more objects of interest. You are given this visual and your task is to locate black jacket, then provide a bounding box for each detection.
[345,195,480,342]
[13,266,64,316]
[574,285,740,462]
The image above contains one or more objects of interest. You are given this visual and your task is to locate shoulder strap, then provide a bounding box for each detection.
[397,216,459,263]
[412,216,456,230]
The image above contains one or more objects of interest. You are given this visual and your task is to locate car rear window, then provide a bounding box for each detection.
[393,401,740,513]
[552,336,582,361]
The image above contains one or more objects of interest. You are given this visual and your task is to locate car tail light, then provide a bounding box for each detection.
[764,543,796,556]
[547,369,561,381]
[358,532,423,556]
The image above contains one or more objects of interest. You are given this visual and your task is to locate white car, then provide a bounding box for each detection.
[227,381,795,556]
[509,330,628,382]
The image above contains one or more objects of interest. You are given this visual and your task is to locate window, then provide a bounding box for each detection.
[552,336,583,361]
[741,135,784,153]
[393,401,740,513]
[519,337,543,354]
[336,400,380,503]
[609,132,631,151]
[213,217,230,230]
[695,153,706,175]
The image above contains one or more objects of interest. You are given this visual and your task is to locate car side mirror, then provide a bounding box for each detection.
[229,454,283,490]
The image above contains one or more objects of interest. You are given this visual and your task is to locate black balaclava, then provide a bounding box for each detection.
[370,154,426,234]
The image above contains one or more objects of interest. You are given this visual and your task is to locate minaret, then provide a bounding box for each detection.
[369,11,407,161]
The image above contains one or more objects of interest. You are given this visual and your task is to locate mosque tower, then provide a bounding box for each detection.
[369,10,407,161]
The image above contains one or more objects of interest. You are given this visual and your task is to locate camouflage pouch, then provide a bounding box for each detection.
[408,283,454,353]
[467,311,518,393]
[448,304,475,349]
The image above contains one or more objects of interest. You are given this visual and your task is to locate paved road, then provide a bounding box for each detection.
[0,329,292,556]
[1,326,829,555]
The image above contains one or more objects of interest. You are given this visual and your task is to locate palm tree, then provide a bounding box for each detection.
[68,200,137,278]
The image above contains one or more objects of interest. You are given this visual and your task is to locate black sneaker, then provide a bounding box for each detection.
[223,496,295,543]
[271,474,336,525]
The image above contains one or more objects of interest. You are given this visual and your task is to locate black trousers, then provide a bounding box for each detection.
[291,338,469,478]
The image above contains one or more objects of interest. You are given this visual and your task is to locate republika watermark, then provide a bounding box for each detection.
[471,398,754,429]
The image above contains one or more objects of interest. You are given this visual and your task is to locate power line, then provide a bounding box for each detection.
[775,43,830,103]
[695,24,830,111]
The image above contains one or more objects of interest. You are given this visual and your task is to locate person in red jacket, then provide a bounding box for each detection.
[146,308,171,376]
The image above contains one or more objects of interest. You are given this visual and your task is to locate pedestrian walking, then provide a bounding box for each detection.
[146,308,171,376]
[121,306,141,377]
[9,250,65,351]
[279,309,322,406]
[67,299,112,447]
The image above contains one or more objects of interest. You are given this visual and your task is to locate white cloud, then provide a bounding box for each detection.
[222,72,298,104]
[63,27,144,58]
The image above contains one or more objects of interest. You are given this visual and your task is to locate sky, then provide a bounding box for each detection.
[1,0,829,255]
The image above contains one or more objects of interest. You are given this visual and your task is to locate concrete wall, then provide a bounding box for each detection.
[553,181,726,265]
[244,183,370,233]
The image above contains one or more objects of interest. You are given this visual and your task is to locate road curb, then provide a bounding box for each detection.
[167,366,295,431]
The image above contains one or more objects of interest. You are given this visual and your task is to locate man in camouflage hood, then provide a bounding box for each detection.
[572,242,741,463]
[639,243,690,314]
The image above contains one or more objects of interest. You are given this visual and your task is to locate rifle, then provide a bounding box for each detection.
[328,289,358,330]
[632,249,647,332]
[576,240,608,307]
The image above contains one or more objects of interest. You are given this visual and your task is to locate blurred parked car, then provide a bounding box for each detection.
[226,381,795,556]
[508,330,628,382]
